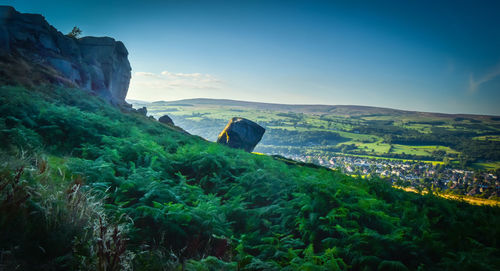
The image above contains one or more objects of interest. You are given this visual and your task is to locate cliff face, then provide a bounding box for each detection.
[0,6,131,105]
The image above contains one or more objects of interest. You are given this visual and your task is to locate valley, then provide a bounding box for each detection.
[132,98,500,200]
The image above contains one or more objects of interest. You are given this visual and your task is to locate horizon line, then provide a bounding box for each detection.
[126,97,500,118]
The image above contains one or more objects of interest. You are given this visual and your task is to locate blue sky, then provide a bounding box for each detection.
[4,0,500,115]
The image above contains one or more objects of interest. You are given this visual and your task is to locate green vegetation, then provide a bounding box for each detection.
[1,86,499,270]
[67,26,82,39]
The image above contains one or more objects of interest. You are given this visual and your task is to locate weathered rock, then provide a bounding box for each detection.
[0,6,131,106]
[217,117,265,152]
[158,114,174,126]
[137,106,147,116]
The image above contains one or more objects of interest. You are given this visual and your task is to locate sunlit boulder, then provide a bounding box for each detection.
[217,117,265,152]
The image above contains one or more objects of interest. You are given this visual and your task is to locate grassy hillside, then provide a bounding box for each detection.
[141,98,500,167]
[1,85,499,270]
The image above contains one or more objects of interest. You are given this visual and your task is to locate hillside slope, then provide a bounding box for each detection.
[1,85,499,270]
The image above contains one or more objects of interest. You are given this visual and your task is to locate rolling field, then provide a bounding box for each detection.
[132,98,500,169]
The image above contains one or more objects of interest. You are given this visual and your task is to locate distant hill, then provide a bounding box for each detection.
[141,98,498,120]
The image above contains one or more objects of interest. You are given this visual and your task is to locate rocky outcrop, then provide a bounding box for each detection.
[217,117,265,152]
[158,114,174,126]
[0,6,131,106]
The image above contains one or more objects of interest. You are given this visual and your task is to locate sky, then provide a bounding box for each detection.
[4,0,500,115]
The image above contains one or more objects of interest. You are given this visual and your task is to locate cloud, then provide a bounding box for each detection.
[131,70,222,91]
[134,72,158,77]
[469,63,500,93]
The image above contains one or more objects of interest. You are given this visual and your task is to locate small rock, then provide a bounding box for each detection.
[217,117,265,152]
[158,114,174,126]
[137,106,147,116]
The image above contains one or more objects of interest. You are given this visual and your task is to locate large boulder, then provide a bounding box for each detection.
[0,6,131,106]
[217,117,265,152]
[158,114,174,126]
